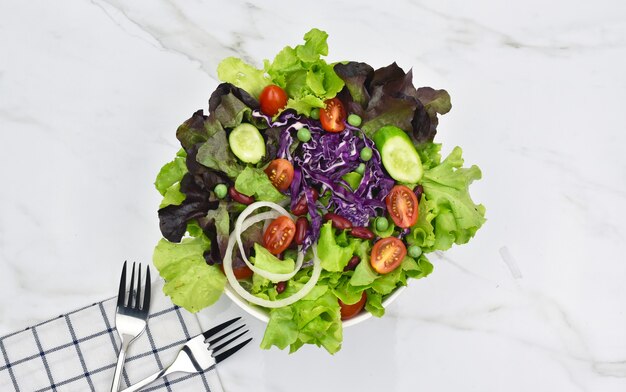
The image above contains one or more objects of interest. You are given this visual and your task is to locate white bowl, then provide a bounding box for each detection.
[224,284,405,328]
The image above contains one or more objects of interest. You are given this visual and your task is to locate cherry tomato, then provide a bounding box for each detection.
[370,237,407,274]
[259,85,288,116]
[264,159,294,192]
[220,264,254,280]
[339,292,367,320]
[263,216,296,255]
[319,98,346,133]
[385,185,419,228]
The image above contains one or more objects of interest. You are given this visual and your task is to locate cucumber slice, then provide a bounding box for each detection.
[373,125,423,183]
[229,123,266,164]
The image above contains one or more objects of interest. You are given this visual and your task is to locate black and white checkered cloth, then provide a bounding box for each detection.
[0,280,217,392]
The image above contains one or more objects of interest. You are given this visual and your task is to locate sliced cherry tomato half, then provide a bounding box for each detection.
[259,85,288,116]
[220,264,254,280]
[370,237,407,274]
[339,292,367,320]
[264,159,294,192]
[385,185,419,228]
[263,215,296,255]
[319,98,346,133]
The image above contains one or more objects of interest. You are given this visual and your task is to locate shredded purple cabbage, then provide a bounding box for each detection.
[253,110,395,246]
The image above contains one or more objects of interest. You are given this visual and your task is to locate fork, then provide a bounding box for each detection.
[111,261,151,392]
[120,317,252,392]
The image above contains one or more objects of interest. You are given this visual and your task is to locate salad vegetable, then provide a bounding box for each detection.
[228,123,266,164]
[373,125,423,184]
[153,28,485,354]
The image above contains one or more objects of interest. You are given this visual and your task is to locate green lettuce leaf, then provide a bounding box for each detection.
[261,284,343,354]
[252,244,295,274]
[416,142,442,170]
[297,28,329,61]
[154,149,188,195]
[342,172,363,190]
[406,195,437,251]
[370,264,410,294]
[421,146,486,250]
[217,57,271,99]
[155,149,188,208]
[285,95,324,115]
[267,29,343,116]
[364,290,384,317]
[317,221,357,272]
[257,243,433,353]
[259,306,299,350]
[409,255,435,279]
[332,280,365,305]
[234,166,287,203]
[217,28,344,117]
[153,233,226,313]
[159,182,186,208]
[348,240,377,286]
[350,259,378,286]
[361,255,434,318]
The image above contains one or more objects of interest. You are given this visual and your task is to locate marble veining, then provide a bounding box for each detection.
[1,0,625,390]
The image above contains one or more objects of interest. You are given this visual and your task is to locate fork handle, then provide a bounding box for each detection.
[120,365,179,392]
[111,339,130,392]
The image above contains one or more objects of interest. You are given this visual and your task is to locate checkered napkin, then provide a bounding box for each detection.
[0,280,216,392]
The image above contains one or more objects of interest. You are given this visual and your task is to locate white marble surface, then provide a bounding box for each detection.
[1,0,625,390]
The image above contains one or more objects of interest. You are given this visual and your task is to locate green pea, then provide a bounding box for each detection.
[297,127,311,142]
[355,163,366,175]
[360,147,373,162]
[408,245,423,258]
[310,108,320,120]
[375,217,389,232]
[347,113,362,127]
[214,184,227,199]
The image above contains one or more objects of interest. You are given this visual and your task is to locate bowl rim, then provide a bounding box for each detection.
[223,284,406,328]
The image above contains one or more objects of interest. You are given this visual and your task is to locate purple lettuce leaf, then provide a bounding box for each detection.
[333,61,451,144]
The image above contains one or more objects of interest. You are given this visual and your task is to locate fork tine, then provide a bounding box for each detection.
[208,324,245,346]
[128,262,136,307]
[117,261,127,307]
[143,267,151,314]
[214,338,252,364]
[136,265,142,310]
[211,330,249,353]
[202,317,241,340]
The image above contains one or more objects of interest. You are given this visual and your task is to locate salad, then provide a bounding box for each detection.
[153,28,485,354]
